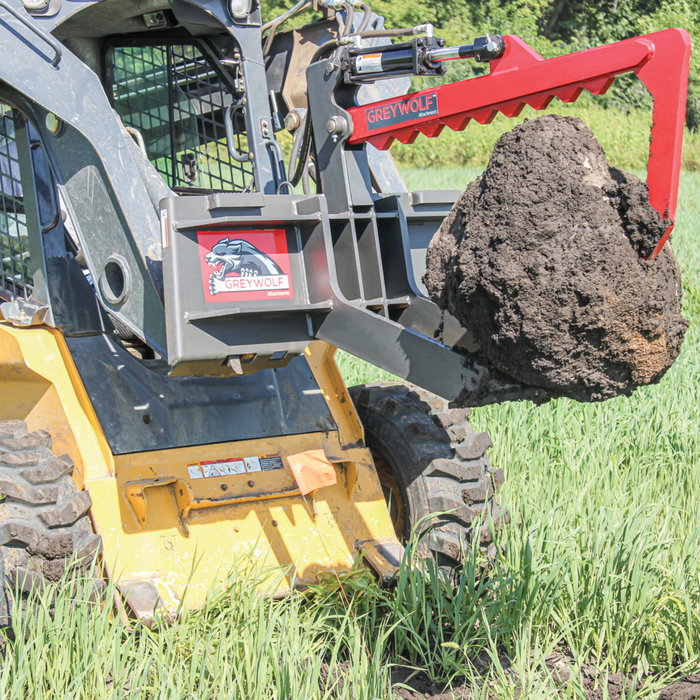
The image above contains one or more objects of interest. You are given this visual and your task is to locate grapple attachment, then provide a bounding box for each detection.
[348,29,691,259]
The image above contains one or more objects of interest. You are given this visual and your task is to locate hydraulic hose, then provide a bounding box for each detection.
[262,0,312,56]
[351,27,414,38]
[342,2,354,36]
[288,112,306,177]
[349,23,433,39]
[261,0,308,32]
[357,2,372,33]
[302,158,311,194]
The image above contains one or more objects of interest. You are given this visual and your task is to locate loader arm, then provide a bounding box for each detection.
[347,29,692,259]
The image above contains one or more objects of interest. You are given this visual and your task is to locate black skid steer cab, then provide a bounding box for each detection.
[0,0,689,619]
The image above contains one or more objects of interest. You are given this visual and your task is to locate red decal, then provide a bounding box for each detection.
[197,229,294,303]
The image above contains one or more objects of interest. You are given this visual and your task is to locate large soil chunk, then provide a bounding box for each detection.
[424,115,688,402]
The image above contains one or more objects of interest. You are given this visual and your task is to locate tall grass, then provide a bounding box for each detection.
[469,174,700,675]
[343,172,700,683]
[390,99,700,173]
[2,175,699,698]
[0,558,393,699]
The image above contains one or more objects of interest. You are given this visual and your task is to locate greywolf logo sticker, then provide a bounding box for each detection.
[366,92,438,130]
[198,230,294,301]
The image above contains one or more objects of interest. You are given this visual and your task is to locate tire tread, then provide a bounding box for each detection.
[349,381,506,567]
[0,421,100,625]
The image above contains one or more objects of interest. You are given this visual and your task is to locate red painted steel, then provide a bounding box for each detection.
[347,29,691,258]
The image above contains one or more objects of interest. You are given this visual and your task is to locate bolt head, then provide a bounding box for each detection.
[284,111,301,131]
[326,115,347,135]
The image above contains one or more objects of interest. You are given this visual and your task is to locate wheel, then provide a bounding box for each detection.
[349,382,507,567]
[0,420,101,624]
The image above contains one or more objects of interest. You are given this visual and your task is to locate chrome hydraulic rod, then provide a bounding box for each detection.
[427,35,505,63]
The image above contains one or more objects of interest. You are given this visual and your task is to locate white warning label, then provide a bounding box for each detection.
[244,456,261,472]
[356,53,383,74]
[187,454,284,480]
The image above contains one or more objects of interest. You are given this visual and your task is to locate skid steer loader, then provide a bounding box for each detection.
[0,0,690,619]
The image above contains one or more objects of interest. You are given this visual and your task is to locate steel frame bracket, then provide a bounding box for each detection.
[0,297,51,327]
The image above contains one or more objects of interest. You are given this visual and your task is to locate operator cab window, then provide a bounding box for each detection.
[0,103,32,300]
[106,43,254,193]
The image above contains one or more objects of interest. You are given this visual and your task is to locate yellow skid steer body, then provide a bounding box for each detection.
[0,319,399,615]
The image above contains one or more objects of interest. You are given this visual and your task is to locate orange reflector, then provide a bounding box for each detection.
[286,449,337,495]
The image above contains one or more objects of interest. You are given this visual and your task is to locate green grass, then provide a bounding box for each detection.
[345,171,700,682]
[390,99,700,173]
[3,174,700,698]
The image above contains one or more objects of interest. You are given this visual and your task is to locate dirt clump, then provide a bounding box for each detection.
[424,114,688,402]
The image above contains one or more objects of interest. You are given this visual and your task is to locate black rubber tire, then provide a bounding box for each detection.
[0,420,101,624]
[349,381,507,567]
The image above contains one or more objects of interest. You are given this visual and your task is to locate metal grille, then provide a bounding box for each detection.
[110,44,254,192]
[0,104,32,299]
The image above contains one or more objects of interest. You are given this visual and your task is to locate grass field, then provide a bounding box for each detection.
[389,101,700,174]
[2,172,699,699]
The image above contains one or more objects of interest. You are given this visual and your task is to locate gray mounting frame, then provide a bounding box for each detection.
[162,186,546,405]
[162,27,548,405]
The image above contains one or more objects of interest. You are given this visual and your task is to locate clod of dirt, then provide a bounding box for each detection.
[424,114,688,402]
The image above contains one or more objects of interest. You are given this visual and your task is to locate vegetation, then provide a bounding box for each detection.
[389,103,660,172]
[262,0,700,120]
[3,171,699,697]
[4,5,698,695]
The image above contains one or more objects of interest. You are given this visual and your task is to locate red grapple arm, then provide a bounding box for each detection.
[347,29,691,259]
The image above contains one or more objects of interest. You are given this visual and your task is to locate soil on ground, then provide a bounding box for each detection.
[424,115,688,402]
[392,658,700,699]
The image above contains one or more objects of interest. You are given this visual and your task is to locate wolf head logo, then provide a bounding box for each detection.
[205,238,284,280]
